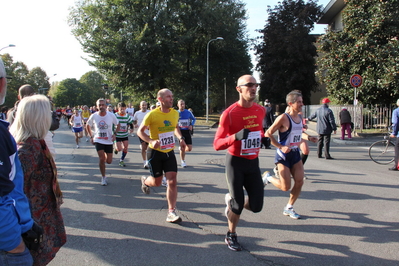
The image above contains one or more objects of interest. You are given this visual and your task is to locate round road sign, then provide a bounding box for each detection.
[350,74,363,88]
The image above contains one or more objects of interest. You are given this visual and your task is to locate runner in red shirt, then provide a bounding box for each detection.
[213,74,266,251]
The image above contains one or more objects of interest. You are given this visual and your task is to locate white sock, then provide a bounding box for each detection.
[286,204,293,209]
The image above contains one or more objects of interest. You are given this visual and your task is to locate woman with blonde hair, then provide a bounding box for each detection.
[10,94,66,266]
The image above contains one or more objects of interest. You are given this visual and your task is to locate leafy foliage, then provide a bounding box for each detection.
[53,78,89,107]
[68,0,252,114]
[79,71,107,105]
[255,0,323,105]
[317,0,399,105]
[0,54,50,108]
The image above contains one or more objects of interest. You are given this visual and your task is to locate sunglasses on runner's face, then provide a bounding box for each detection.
[238,83,259,88]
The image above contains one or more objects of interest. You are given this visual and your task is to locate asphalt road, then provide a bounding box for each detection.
[48,120,399,266]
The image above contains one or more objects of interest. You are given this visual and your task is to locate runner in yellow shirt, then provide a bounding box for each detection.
[138,88,186,223]
[81,105,91,142]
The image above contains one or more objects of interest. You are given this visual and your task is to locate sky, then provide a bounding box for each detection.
[1,0,331,83]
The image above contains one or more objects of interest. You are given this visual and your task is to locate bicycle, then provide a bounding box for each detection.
[368,127,395,165]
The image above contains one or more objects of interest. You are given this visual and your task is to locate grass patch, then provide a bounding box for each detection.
[359,128,389,133]
[195,114,220,126]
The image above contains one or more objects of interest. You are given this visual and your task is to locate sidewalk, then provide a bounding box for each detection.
[306,121,382,146]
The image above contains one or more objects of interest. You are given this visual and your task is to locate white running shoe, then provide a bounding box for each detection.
[161,176,168,187]
[166,209,182,223]
[101,176,108,186]
[141,176,150,194]
[262,171,271,187]
[76,145,79,149]
[181,161,187,168]
[86,137,89,142]
[273,166,280,178]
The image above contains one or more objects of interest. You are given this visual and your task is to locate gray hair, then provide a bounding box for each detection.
[0,59,6,105]
[10,94,52,143]
[0,58,5,78]
[286,90,302,104]
[96,98,106,106]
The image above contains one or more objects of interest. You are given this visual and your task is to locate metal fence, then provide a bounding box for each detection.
[303,104,395,132]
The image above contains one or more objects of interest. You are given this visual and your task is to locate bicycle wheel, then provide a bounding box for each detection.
[369,140,395,165]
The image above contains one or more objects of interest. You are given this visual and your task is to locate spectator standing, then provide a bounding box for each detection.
[339,107,352,140]
[7,84,35,125]
[10,94,66,265]
[308,98,337,159]
[0,106,8,120]
[262,101,274,149]
[0,58,35,266]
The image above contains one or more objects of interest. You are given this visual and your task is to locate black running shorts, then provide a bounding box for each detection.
[147,148,178,177]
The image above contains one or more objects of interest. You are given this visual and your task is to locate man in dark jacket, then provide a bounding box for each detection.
[262,101,274,149]
[308,98,337,159]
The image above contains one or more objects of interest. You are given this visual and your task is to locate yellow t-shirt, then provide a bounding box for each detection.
[143,107,179,153]
[82,110,91,121]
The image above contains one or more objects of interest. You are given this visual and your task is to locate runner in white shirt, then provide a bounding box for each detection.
[86,99,120,186]
[70,108,84,148]
[133,101,151,168]
[126,103,135,136]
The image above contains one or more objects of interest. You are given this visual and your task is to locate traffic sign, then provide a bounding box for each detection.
[350,74,363,87]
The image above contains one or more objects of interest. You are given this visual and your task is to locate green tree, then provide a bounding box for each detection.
[25,67,50,94]
[53,78,89,107]
[1,54,29,107]
[317,0,399,105]
[255,0,322,105]
[1,54,57,107]
[79,71,107,105]
[68,0,251,114]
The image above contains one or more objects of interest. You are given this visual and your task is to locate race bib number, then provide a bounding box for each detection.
[159,131,175,150]
[179,119,190,129]
[241,131,261,156]
[120,123,127,132]
[75,122,81,127]
[288,133,302,148]
[97,131,108,140]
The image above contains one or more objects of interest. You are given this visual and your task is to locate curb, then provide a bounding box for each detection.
[306,128,378,146]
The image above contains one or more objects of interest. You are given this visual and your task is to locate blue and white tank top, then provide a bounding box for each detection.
[278,113,303,149]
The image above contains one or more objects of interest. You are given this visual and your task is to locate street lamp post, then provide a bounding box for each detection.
[0,44,16,52]
[206,37,223,123]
